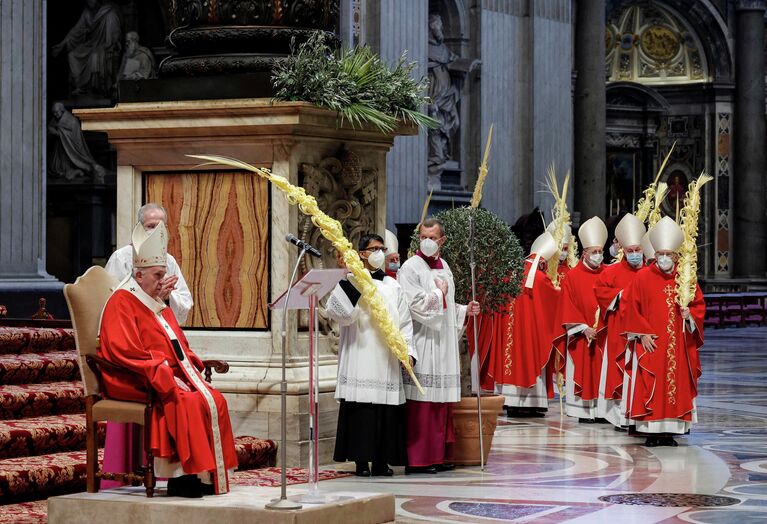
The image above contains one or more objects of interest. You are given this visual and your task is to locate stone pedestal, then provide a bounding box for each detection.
[76,99,415,466]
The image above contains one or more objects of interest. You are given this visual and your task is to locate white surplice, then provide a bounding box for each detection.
[105,244,194,325]
[398,255,467,403]
[326,273,416,406]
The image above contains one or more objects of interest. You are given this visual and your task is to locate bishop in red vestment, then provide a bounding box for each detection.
[594,213,645,428]
[98,222,237,497]
[621,217,705,446]
[555,217,608,422]
[496,232,559,415]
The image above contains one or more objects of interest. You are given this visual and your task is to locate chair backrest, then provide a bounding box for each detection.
[64,266,119,397]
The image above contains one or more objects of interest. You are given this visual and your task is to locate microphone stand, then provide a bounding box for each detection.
[266,246,307,510]
[468,211,485,471]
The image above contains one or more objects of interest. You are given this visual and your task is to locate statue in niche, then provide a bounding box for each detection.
[51,0,122,97]
[118,32,156,81]
[47,103,106,183]
[427,13,480,191]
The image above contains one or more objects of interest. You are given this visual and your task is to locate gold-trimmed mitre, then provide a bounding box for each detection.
[131,220,168,268]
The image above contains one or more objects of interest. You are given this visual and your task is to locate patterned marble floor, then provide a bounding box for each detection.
[315,327,767,523]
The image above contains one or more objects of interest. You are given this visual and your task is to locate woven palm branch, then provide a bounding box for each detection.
[675,173,712,308]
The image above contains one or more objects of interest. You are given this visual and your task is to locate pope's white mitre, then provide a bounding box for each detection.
[384,229,398,254]
[615,213,646,248]
[530,231,558,261]
[640,231,656,260]
[578,216,608,249]
[131,220,168,268]
[648,216,683,252]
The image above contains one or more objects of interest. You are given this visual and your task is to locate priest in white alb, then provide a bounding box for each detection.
[105,203,193,324]
[398,218,480,474]
[326,233,416,477]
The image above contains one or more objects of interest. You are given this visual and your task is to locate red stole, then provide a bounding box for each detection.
[621,264,705,422]
[594,259,641,400]
[554,261,605,400]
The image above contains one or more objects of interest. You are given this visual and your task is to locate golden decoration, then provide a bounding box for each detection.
[470,125,494,209]
[543,165,572,288]
[663,284,678,405]
[648,182,668,229]
[675,172,712,309]
[503,301,515,377]
[189,154,424,394]
[641,25,680,62]
[567,236,579,269]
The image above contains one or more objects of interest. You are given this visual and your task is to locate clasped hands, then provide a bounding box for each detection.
[158,275,179,302]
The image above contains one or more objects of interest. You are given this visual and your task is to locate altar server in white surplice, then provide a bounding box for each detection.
[327,233,416,477]
[398,217,480,474]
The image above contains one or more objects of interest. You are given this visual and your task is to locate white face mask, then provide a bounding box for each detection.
[420,238,439,257]
[657,254,675,272]
[367,249,386,270]
[588,252,604,266]
[559,251,567,262]
[387,261,400,272]
[609,244,619,257]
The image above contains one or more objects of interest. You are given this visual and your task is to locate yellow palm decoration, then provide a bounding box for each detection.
[470,125,493,209]
[189,154,424,394]
[675,172,712,309]
[543,165,571,287]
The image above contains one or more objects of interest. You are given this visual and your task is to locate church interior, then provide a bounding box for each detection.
[0,0,766,522]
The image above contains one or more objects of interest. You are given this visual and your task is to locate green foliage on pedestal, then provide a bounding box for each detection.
[272,33,438,133]
[410,207,525,314]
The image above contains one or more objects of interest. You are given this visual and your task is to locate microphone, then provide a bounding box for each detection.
[285,234,322,258]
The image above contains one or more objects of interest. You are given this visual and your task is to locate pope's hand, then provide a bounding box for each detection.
[159,275,179,301]
[640,334,657,352]
[680,307,690,320]
[174,376,191,392]
[583,327,597,342]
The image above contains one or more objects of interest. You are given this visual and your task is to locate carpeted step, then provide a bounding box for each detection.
[233,435,277,471]
[0,436,277,504]
[0,500,47,524]
[0,327,74,356]
[0,351,80,385]
[0,449,96,504]
[0,381,84,421]
[0,414,105,460]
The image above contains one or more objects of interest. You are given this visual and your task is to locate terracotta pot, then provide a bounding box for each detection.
[448,394,505,465]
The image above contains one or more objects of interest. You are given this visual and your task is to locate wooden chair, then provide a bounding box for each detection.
[64,266,229,497]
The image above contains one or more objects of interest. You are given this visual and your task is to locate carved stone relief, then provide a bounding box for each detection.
[296,147,377,349]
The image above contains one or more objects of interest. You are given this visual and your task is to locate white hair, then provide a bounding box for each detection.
[137,203,167,225]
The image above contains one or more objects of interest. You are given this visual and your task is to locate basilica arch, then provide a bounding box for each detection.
[605,0,734,278]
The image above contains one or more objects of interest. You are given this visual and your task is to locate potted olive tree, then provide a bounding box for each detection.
[412,207,524,465]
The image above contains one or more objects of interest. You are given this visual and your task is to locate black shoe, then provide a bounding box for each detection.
[614,426,628,432]
[371,463,394,476]
[434,463,455,472]
[167,475,203,498]
[594,417,609,424]
[354,461,371,477]
[644,436,659,447]
[201,482,215,496]
[659,436,678,447]
[578,418,597,424]
[405,465,438,474]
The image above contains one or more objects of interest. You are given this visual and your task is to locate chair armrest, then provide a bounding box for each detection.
[202,359,229,383]
[86,354,153,403]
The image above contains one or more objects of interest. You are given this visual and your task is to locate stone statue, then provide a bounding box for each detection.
[51,0,122,97]
[118,31,157,81]
[47,103,106,183]
[427,14,460,190]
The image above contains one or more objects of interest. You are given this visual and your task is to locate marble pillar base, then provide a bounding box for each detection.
[47,485,395,524]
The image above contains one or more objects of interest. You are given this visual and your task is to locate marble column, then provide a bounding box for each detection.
[733,0,767,278]
[0,0,61,312]
[573,0,606,221]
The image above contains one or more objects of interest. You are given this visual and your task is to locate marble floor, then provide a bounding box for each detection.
[315,327,767,523]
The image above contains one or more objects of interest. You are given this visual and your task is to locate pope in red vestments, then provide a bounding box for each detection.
[98,222,237,496]
[593,213,645,427]
[621,217,705,446]
[555,217,608,421]
[495,232,559,413]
